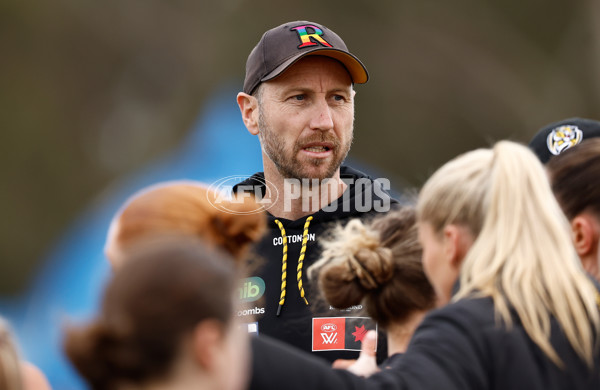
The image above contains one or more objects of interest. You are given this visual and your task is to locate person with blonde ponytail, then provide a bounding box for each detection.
[416,140,600,372]
[247,140,600,390]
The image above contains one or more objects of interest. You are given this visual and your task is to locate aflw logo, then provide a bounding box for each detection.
[312,317,377,352]
[321,332,338,344]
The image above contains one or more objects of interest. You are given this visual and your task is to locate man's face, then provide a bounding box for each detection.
[256,56,355,181]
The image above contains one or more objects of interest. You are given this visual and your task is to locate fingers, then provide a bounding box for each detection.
[345,330,379,377]
[332,358,357,369]
[361,330,377,357]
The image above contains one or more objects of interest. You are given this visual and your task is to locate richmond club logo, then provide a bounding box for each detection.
[547,125,583,156]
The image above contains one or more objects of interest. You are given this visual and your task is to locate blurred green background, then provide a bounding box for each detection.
[2,0,600,294]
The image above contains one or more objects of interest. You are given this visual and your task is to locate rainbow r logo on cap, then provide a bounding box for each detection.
[291,25,333,49]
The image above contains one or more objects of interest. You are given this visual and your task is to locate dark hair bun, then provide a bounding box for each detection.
[352,246,394,289]
[310,219,393,309]
[310,207,436,328]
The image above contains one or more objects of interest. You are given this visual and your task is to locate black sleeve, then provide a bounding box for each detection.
[377,305,490,390]
[249,305,490,390]
[249,335,367,390]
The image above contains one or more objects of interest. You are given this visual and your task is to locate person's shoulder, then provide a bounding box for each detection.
[443,295,495,318]
[419,296,496,335]
[250,336,361,390]
[384,297,494,389]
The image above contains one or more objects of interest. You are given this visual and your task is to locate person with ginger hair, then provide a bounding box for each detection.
[104,181,266,269]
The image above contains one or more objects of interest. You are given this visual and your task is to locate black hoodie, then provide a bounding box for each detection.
[233,166,398,363]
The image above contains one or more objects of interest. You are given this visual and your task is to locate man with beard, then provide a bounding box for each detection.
[234,21,397,363]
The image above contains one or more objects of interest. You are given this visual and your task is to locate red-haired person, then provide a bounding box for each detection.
[104,181,266,269]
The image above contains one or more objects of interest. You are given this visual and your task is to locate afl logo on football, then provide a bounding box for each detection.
[321,323,337,332]
[547,125,583,156]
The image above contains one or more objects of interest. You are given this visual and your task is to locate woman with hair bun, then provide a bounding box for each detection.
[309,207,436,366]
[104,181,266,269]
[249,140,600,390]
[65,237,249,390]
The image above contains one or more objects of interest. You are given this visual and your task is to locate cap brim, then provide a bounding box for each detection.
[261,48,369,85]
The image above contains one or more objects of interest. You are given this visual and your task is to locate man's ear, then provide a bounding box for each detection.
[237,92,260,136]
[442,224,473,269]
[191,319,225,371]
[571,215,597,257]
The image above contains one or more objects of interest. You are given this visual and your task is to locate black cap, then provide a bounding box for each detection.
[528,117,600,164]
[243,21,369,95]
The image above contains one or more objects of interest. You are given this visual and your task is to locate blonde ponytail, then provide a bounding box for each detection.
[418,141,600,367]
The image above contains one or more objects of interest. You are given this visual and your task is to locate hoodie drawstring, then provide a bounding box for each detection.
[273,219,288,316]
[297,216,313,306]
[274,216,313,316]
